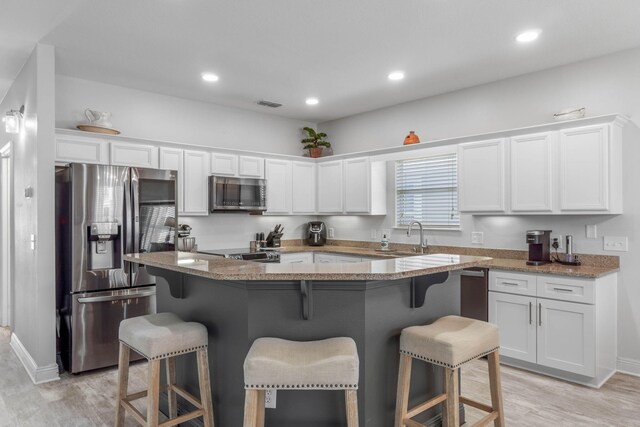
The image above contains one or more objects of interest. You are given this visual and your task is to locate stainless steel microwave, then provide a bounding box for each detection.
[209,176,267,212]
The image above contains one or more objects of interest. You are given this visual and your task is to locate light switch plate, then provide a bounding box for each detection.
[471,231,483,245]
[328,228,335,238]
[586,225,598,239]
[604,236,628,252]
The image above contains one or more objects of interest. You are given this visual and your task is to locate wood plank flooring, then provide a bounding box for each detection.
[1,327,639,426]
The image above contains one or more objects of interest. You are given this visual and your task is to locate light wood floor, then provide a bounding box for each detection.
[1,327,639,426]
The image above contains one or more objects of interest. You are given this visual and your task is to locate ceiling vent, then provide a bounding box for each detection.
[257,100,283,108]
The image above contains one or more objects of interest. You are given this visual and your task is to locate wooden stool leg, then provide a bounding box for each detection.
[394,354,412,427]
[255,390,266,427]
[488,351,505,427]
[146,360,161,426]
[444,368,459,427]
[345,389,359,427]
[165,357,177,420]
[197,349,215,427]
[441,367,448,426]
[115,343,130,427]
[243,389,260,427]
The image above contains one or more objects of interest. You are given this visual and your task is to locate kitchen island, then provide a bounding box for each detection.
[124,251,491,427]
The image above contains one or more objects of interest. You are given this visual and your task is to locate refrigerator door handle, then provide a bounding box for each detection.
[131,168,140,254]
[77,289,156,303]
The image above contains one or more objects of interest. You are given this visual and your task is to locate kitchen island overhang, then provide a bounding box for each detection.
[123,251,491,427]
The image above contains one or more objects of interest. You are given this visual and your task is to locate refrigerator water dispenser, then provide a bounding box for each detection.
[88,222,121,270]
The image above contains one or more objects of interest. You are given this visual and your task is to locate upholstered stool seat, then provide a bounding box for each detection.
[395,315,504,427]
[115,313,215,427]
[400,315,499,368]
[243,337,360,427]
[244,337,359,390]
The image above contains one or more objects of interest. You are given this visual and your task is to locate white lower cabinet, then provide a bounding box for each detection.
[280,253,314,264]
[488,270,616,387]
[314,253,363,263]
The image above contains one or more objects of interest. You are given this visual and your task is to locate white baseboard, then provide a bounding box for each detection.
[9,333,59,384]
[617,357,640,377]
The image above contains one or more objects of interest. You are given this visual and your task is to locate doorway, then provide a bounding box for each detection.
[1,142,12,328]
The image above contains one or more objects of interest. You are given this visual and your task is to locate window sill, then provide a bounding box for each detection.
[394,226,462,232]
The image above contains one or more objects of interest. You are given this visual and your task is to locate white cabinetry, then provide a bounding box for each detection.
[488,270,616,387]
[292,162,316,214]
[265,159,292,214]
[280,252,314,264]
[110,142,159,168]
[239,156,264,178]
[55,134,109,165]
[343,157,387,215]
[159,148,184,213]
[510,132,554,212]
[182,150,210,216]
[210,153,237,176]
[317,161,344,213]
[313,253,363,263]
[458,139,506,212]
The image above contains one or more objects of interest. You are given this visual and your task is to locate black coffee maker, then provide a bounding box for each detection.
[306,221,327,246]
[526,230,551,265]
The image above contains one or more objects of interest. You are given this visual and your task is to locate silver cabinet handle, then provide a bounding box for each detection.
[502,282,519,286]
[553,287,573,293]
[78,290,155,303]
[538,303,542,326]
[460,270,485,278]
[529,302,532,325]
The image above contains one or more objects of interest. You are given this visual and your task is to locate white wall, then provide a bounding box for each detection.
[319,47,640,372]
[56,75,316,156]
[0,44,58,383]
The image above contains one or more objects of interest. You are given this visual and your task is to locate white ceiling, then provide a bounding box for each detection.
[3,1,640,122]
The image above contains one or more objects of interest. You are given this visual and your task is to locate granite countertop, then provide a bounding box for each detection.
[123,251,491,281]
[484,258,618,278]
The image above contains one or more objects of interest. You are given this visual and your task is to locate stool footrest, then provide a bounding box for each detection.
[173,385,203,409]
[120,400,147,426]
[459,396,493,413]
[159,409,205,427]
[403,419,427,427]
[406,393,447,419]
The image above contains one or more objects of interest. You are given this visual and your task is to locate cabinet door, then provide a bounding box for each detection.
[559,125,609,211]
[239,156,265,178]
[317,161,344,213]
[55,135,109,165]
[314,253,336,263]
[488,292,537,363]
[333,255,363,263]
[510,132,554,212]
[159,148,184,214]
[210,153,237,176]
[537,299,595,376]
[292,162,316,214]
[344,157,370,213]
[182,150,210,216]
[458,139,506,212]
[265,159,291,214]
[110,142,159,168]
[280,253,314,264]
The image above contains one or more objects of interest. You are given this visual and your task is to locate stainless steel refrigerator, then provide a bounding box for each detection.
[55,163,178,373]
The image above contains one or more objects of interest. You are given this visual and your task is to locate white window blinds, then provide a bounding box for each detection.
[396,154,460,228]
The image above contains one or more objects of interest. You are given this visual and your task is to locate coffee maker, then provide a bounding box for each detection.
[306,221,327,246]
[526,230,551,266]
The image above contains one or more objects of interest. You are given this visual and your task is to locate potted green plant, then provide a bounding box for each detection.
[301,127,331,158]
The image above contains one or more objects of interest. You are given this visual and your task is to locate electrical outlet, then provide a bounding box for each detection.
[328,227,335,238]
[265,389,277,409]
[471,231,483,245]
[586,225,598,239]
[551,234,563,250]
[382,229,391,238]
[603,236,628,252]
[370,229,377,240]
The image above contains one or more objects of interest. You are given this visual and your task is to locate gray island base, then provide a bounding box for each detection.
[147,267,465,427]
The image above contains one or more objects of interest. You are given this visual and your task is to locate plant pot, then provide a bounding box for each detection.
[308,147,323,158]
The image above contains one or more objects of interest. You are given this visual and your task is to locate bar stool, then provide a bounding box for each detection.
[115,313,215,427]
[394,315,504,427]
[243,337,360,427]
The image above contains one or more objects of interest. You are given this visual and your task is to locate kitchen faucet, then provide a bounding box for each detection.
[407,221,428,254]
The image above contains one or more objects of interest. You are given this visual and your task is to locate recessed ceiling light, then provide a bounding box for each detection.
[201,72,219,82]
[305,97,319,106]
[516,30,541,43]
[388,71,405,81]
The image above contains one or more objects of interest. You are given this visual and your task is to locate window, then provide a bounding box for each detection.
[396,153,460,228]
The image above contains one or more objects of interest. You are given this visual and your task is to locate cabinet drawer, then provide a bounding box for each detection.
[489,270,537,296]
[537,275,594,304]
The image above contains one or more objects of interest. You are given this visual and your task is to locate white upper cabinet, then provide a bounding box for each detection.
[110,142,159,168]
[291,161,316,214]
[559,125,610,212]
[210,153,237,176]
[343,157,387,215]
[182,150,210,216]
[239,156,265,178]
[55,134,109,165]
[317,160,344,213]
[458,139,506,212]
[265,159,292,214]
[510,132,554,212]
[159,148,184,214]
